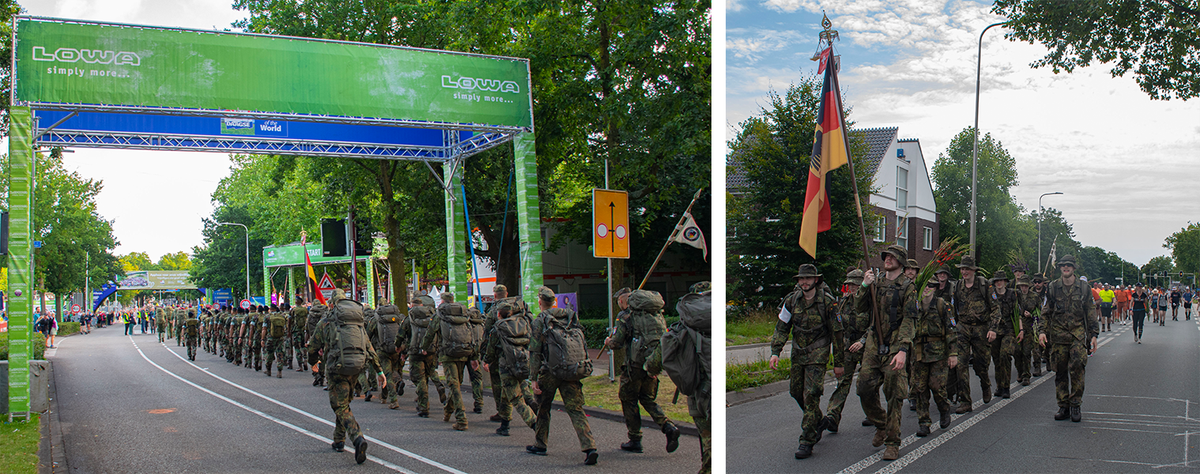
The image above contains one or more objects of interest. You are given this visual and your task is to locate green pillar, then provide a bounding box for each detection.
[287,267,296,305]
[445,162,468,300]
[366,258,376,307]
[514,131,544,306]
[7,107,33,418]
[262,265,269,304]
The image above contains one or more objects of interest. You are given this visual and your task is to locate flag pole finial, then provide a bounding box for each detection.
[813,13,840,61]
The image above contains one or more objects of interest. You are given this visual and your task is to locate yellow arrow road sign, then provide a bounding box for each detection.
[593,189,629,259]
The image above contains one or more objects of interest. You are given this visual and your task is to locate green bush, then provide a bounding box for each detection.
[578,317,679,349]
[0,332,47,361]
[727,357,791,392]
[58,322,81,337]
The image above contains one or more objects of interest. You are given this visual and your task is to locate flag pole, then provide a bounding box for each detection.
[823,21,886,351]
[638,188,704,290]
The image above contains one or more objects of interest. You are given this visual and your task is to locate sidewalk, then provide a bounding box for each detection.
[725,342,788,365]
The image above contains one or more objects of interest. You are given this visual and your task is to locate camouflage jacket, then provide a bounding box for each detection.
[989,287,1019,335]
[611,308,667,368]
[772,285,844,366]
[855,273,916,357]
[1016,290,1040,335]
[911,295,957,363]
[953,276,996,326]
[306,316,382,375]
[838,291,870,348]
[289,306,308,339]
[1039,278,1098,343]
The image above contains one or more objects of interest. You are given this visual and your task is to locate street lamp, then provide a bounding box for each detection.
[969,21,1007,258]
[216,222,250,302]
[1037,191,1063,273]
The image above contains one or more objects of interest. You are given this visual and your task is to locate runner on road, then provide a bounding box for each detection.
[1156,289,1169,326]
[1184,288,1193,320]
[1131,284,1149,343]
[1170,287,1181,321]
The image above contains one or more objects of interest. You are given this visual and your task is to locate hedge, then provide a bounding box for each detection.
[58,322,81,337]
[579,317,679,349]
[0,332,47,361]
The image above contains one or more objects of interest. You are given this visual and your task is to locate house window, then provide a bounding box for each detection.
[874,216,885,242]
[923,226,933,250]
[896,166,908,209]
[896,216,908,249]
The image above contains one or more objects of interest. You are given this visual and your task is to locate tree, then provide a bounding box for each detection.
[0,0,23,135]
[190,205,270,301]
[994,0,1200,100]
[1141,255,1175,286]
[932,128,1035,273]
[726,78,875,312]
[1165,223,1200,275]
[1030,207,1082,273]
[157,252,192,271]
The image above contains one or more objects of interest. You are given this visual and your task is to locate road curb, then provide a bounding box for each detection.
[726,372,838,407]
[725,342,771,350]
[36,359,65,474]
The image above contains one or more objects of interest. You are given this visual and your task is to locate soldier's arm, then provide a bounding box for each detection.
[606,314,630,350]
[306,325,325,366]
[364,338,383,375]
[769,312,791,357]
[483,330,500,364]
[828,304,845,368]
[1084,288,1099,337]
[945,302,959,358]
[987,290,1003,333]
[893,284,917,354]
[528,317,545,379]
[420,321,440,353]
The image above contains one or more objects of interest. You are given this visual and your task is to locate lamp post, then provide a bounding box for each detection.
[1037,191,1063,273]
[216,222,250,301]
[969,21,1006,258]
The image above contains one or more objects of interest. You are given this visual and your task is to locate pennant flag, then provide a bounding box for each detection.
[301,235,328,305]
[799,47,850,258]
[672,211,708,261]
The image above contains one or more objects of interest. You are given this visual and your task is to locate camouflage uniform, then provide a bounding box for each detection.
[952,272,997,408]
[248,311,264,371]
[530,301,597,454]
[910,293,957,430]
[988,278,1019,396]
[420,299,476,428]
[827,271,869,430]
[263,310,288,377]
[306,308,383,447]
[467,308,487,413]
[482,308,537,430]
[609,290,677,447]
[1038,262,1097,414]
[854,269,916,449]
[771,275,843,451]
[1016,280,1040,384]
[306,304,328,385]
[175,309,186,346]
[184,310,200,360]
[483,294,537,416]
[290,305,309,371]
[401,302,446,415]
[156,307,168,343]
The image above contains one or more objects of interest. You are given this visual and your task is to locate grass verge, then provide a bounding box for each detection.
[575,375,693,424]
[726,309,776,346]
[727,356,791,393]
[0,414,40,474]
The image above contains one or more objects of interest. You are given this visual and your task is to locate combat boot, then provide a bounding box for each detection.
[1054,406,1069,420]
[396,381,405,397]
[871,429,886,447]
[956,403,972,414]
[276,367,282,378]
[795,444,813,459]
[331,440,345,452]
[823,415,838,433]
[452,422,468,431]
[916,425,930,437]
[388,400,400,410]
[882,445,900,461]
[264,362,273,377]
[663,423,681,453]
[437,386,448,405]
[940,408,952,429]
[1070,406,1081,422]
[982,389,993,403]
[352,436,368,464]
[496,420,510,436]
[1001,388,1011,399]
[620,439,644,453]
[583,449,598,465]
[490,413,504,422]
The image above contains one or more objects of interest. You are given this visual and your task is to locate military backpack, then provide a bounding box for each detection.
[409,305,436,353]
[659,292,711,419]
[494,315,532,379]
[268,313,287,338]
[185,318,199,337]
[627,290,668,367]
[326,298,369,375]
[375,304,402,354]
[438,302,476,358]
[540,307,592,381]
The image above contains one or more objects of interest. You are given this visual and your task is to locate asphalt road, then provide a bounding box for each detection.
[728,315,1200,473]
[51,325,700,473]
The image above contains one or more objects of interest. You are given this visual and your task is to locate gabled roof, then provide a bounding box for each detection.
[726,126,899,193]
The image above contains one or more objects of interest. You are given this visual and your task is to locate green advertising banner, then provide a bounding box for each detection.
[7,107,33,417]
[116,271,197,290]
[16,18,533,129]
[262,243,371,268]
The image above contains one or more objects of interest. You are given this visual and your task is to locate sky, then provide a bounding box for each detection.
[23,0,247,261]
[727,0,1200,267]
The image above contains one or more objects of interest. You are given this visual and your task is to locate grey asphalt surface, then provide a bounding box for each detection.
[728,315,1200,473]
[52,325,701,473]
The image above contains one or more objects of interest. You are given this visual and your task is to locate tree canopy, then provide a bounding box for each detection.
[994,0,1200,100]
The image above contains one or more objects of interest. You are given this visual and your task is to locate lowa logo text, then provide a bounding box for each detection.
[32,46,141,66]
[442,75,520,94]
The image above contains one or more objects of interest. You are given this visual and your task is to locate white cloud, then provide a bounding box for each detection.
[727,0,747,12]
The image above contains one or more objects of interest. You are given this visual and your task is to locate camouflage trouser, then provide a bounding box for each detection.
[250,341,262,369]
[955,323,991,404]
[789,362,826,446]
[1016,334,1034,382]
[380,353,400,404]
[492,365,536,414]
[176,325,184,345]
[827,349,863,427]
[688,396,711,474]
[858,348,909,447]
[264,337,286,371]
[292,333,308,370]
[186,335,198,359]
[1050,340,1088,407]
[328,372,364,443]
[442,360,468,424]
[499,372,536,427]
[467,361,484,410]
[990,333,1015,391]
[911,358,950,427]
[409,354,445,413]
[620,366,672,442]
[533,374,596,452]
[157,325,166,343]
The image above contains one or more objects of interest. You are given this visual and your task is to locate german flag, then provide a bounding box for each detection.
[301,235,328,305]
[798,47,849,258]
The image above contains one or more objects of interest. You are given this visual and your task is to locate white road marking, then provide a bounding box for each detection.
[132,337,458,474]
[843,330,1126,474]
